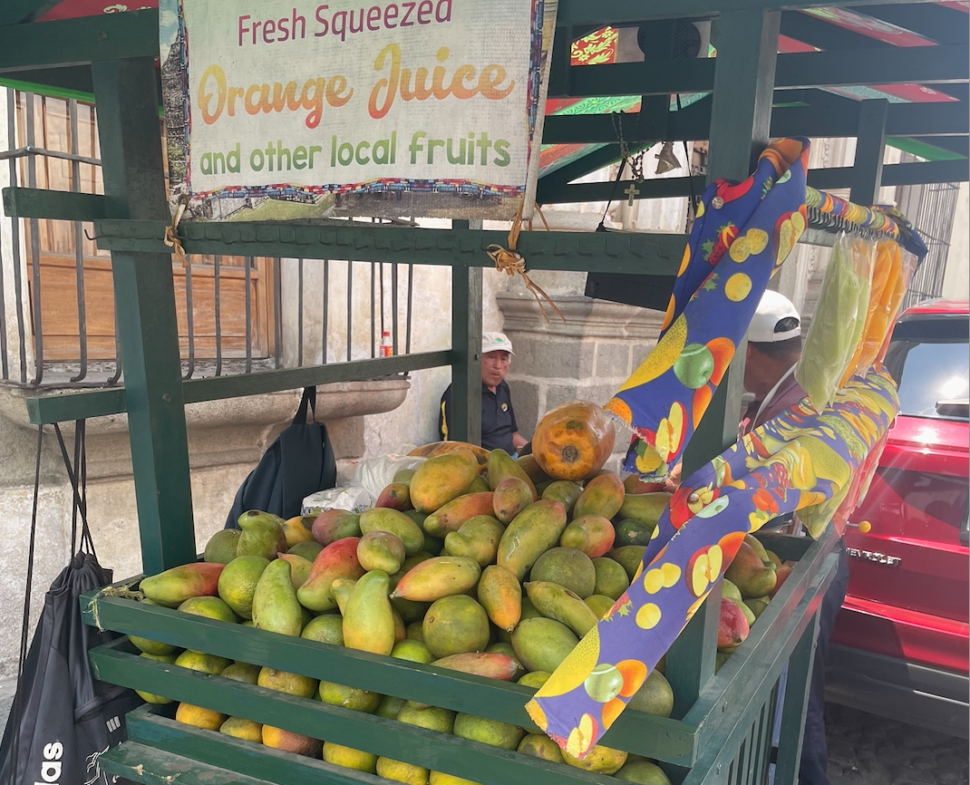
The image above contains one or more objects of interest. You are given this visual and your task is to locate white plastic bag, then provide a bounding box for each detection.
[302,486,374,515]
[349,453,426,500]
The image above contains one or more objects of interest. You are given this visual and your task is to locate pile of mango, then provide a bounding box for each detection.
[128,444,784,785]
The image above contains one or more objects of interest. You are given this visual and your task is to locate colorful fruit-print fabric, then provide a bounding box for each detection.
[605,138,811,482]
[526,368,900,756]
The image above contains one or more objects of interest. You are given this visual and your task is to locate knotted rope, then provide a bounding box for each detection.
[163,199,188,268]
[486,202,565,324]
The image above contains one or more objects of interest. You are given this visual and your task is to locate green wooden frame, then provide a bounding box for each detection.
[0,1,962,781]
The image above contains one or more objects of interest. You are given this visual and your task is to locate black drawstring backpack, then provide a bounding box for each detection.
[225,386,337,528]
[0,421,141,785]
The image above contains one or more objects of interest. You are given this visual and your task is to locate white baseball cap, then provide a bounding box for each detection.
[748,290,801,343]
[482,332,514,355]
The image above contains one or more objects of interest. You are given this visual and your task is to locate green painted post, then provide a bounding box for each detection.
[667,7,781,719]
[773,612,819,784]
[92,58,196,573]
[850,99,889,206]
[449,220,483,445]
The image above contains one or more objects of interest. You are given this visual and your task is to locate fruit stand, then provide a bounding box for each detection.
[0,1,965,784]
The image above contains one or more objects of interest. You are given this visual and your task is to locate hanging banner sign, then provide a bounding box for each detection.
[160,0,556,222]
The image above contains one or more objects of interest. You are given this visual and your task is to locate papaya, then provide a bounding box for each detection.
[487,449,537,500]
[252,559,303,636]
[376,483,412,511]
[278,553,312,590]
[391,556,482,602]
[560,515,616,559]
[236,510,288,560]
[532,401,616,482]
[492,478,533,524]
[140,563,224,608]
[359,508,425,555]
[573,473,625,520]
[432,652,518,681]
[423,493,495,537]
[408,441,489,467]
[614,519,655,548]
[312,510,362,545]
[511,618,579,673]
[410,452,481,513]
[515,454,553,486]
[477,566,521,633]
[541,481,583,517]
[496,500,568,581]
[443,516,504,566]
[525,581,599,637]
[618,493,670,528]
[357,531,406,574]
[608,546,648,582]
[343,570,396,656]
[281,516,316,548]
[296,537,365,612]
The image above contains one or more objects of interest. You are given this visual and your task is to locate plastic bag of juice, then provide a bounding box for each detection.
[875,250,918,364]
[795,234,873,409]
[839,239,897,387]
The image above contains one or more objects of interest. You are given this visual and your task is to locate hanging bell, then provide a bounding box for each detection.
[654,141,682,175]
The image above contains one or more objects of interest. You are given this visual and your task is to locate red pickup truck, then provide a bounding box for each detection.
[827,299,969,737]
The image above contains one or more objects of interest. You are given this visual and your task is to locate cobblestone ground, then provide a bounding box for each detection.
[826,703,969,785]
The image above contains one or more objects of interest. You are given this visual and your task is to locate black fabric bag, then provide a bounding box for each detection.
[0,423,141,785]
[226,386,337,528]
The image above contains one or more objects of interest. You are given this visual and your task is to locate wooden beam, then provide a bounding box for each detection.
[0,0,58,26]
[542,100,969,144]
[851,99,890,205]
[548,44,968,99]
[556,0,947,26]
[861,3,970,45]
[0,10,157,72]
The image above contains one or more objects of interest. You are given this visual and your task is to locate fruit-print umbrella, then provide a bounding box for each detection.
[526,366,900,757]
[604,137,812,483]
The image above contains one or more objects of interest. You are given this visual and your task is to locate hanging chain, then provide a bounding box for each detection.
[611,113,645,182]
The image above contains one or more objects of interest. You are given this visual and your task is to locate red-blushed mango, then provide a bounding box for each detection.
[376,482,412,511]
[560,515,616,559]
[140,563,224,608]
[296,537,365,612]
[573,473,625,520]
[477,565,521,633]
[431,652,518,681]
[423,493,495,537]
[311,509,362,545]
[391,556,481,603]
[343,570,396,656]
[263,726,322,757]
[410,451,481,513]
[497,500,568,581]
[541,481,583,517]
[281,516,316,548]
[491,477,532,524]
[487,449,537,500]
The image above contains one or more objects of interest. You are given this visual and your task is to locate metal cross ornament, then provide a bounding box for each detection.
[624,182,640,206]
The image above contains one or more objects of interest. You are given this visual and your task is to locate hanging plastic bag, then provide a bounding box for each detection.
[795,234,874,409]
[875,249,918,364]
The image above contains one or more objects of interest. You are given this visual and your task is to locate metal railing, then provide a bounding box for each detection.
[897,178,959,310]
[0,90,415,390]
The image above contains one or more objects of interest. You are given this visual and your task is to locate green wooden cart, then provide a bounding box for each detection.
[0,0,966,782]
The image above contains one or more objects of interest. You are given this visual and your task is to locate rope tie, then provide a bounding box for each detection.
[163,199,189,268]
[486,202,565,324]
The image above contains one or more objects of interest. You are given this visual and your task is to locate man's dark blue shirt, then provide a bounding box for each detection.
[439,381,518,453]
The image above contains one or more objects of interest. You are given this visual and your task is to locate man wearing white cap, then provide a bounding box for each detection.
[742,289,848,785]
[438,332,528,454]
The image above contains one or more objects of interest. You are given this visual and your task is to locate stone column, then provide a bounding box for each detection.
[498,290,665,438]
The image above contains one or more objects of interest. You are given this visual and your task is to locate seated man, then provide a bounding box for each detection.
[439,332,528,454]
